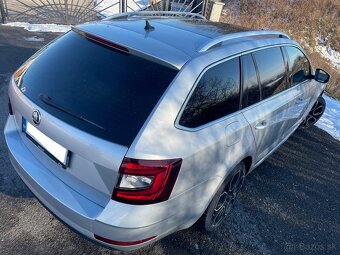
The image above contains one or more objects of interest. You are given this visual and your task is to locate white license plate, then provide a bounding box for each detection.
[22,118,69,168]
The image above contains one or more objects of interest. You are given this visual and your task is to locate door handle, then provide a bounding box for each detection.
[255,120,268,130]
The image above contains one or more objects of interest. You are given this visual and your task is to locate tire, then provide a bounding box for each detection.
[300,96,326,128]
[198,162,246,232]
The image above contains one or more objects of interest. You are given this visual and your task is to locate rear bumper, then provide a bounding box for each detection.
[4,115,221,251]
[3,115,177,251]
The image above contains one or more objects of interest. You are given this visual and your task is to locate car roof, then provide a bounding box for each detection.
[75,18,289,69]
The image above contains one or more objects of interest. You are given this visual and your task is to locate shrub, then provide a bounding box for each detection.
[221,0,340,99]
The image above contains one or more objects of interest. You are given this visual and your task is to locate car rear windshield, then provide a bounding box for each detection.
[15,31,178,146]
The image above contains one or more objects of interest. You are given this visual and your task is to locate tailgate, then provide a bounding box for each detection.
[8,79,128,206]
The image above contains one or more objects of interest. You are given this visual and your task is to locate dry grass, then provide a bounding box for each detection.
[221,0,340,99]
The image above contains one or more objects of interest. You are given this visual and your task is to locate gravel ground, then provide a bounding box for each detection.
[0,25,339,255]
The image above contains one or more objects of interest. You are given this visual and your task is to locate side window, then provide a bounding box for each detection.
[253,47,287,99]
[179,57,240,128]
[285,46,310,86]
[242,54,261,108]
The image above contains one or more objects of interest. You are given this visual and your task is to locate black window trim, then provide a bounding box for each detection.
[240,53,262,109]
[175,43,312,132]
[280,46,290,89]
[239,56,244,110]
[251,53,262,100]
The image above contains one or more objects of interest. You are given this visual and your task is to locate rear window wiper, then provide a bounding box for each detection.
[39,94,106,131]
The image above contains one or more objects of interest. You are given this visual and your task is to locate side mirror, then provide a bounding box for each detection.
[314,69,330,83]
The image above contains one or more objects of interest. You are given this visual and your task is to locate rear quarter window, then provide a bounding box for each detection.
[179,57,240,128]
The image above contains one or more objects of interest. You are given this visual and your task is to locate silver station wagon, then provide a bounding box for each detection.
[4,11,330,251]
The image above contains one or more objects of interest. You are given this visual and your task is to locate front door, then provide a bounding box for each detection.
[242,47,291,163]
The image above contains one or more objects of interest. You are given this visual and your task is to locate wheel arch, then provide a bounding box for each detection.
[242,156,253,175]
[198,156,252,218]
[194,157,250,231]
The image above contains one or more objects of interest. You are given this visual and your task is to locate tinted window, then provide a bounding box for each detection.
[179,58,240,128]
[285,46,310,86]
[16,32,178,146]
[242,54,260,108]
[253,47,286,99]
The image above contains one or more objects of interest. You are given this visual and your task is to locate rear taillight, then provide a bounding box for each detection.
[8,98,13,115]
[112,157,182,205]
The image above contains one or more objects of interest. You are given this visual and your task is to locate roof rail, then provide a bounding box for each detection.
[104,11,206,21]
[198,30,291,52]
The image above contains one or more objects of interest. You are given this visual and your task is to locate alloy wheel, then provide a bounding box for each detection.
[211,168,245,227]
[302,98,325,128]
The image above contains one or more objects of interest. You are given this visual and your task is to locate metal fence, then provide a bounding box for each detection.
[0,0,208,25]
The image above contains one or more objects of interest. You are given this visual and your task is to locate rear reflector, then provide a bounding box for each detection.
[8,98,13,115]
[112,158,182,205]
[72,27,129,53]
[94,234,156,246]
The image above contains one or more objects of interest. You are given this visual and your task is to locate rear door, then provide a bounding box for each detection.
[241,47,290,163]
[178,57,251,179]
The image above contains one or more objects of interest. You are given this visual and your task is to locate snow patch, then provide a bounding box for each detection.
[316,95,340,141]
[315,45,340,70]
[23,36,45,42]
[3,22,71,33]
